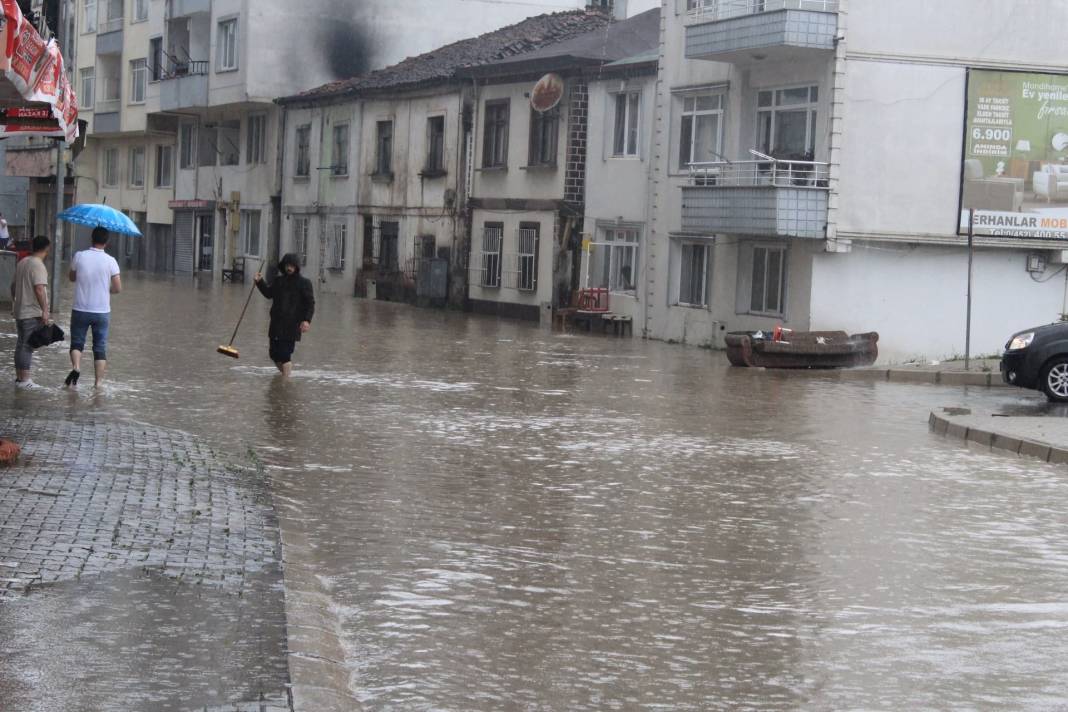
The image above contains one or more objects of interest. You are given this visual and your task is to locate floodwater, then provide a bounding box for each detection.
[12,273,1068,710]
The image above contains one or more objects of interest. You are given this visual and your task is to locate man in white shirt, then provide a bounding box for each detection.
[0,213,10,251]
[67,227,122,388]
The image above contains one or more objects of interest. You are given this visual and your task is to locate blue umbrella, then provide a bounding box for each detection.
[57,204,142,237]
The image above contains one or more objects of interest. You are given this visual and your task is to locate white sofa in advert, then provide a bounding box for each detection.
[1033,163,1068,202]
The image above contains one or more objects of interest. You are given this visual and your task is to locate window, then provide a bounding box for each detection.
[294,125,310,177]
[246,114,266,164]
[84,0,97,33]
[218,120,240,166]
[149,37,163,81]
[378,221,399,273]
[179,121,195,169]
[482,100,509,168]
[129,59,146,104]
[679,242,709,307]
[757,86,818,160]
[80,67,95,109]
[528,107,559,167]
[103,147,119,187]
[327,222,346,270]
[129,146,145,188]
[750,245,787,315]
[242,210,261,257]
[293,217,309,265]
[104,0,122,25]
[426,116,445,174]
[332,123,349,176]
[217,19,238,72]
[374,120,393,176]
[613,92,641,157]
[155,145,173,187]
[591,228,639,293]
[480,223,503,288]
[516,224,539,292]
[198,124,217,167]
[679,93,725,169]
[134,0,147,22]
[417,234,436,259]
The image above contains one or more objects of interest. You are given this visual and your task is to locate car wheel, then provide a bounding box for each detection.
[1042,357,1068,402]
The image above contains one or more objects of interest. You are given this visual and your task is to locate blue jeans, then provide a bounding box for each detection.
[70,310,110,361]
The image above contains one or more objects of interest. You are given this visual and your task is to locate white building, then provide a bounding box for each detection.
[466,8,657,321]
[650,0,1068,362]
[581,50,658,326]
[278,7,628,302]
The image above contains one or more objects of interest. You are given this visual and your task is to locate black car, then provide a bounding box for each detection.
[1001,322,1068,401]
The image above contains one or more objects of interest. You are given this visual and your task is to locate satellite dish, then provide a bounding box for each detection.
[530,73,564,113]
[1054,133,1068,152]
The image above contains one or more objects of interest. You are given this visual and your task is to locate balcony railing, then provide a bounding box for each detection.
[96,99,121,114]
[100,17,123,33]
[688,154,829,189]
[687,0,838,22]
[162,60,209,80]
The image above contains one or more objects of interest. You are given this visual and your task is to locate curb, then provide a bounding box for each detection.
[842,369,1007,388]
[928,410,1068,464]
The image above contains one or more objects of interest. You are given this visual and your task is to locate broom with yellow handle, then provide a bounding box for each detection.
[217,261,266,359]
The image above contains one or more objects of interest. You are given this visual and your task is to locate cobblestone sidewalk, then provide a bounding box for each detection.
[0,415,292,712]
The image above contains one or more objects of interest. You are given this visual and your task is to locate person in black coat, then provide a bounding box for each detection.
[253,253,315,376]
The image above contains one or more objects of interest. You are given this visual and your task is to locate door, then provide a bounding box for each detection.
[196,213,214,272]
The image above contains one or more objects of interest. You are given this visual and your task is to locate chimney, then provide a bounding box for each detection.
[586,0,627,20]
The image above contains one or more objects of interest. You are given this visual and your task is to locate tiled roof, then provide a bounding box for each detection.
[279,10,612,105]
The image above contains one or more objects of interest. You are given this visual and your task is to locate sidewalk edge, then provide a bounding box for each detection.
[928,410,1067,464]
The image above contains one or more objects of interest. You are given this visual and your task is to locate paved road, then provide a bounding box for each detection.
[0,408,291,712]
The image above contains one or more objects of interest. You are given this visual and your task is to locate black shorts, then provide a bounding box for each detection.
[269,339,296,364]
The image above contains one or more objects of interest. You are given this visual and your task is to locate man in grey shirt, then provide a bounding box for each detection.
[11,236,51,389]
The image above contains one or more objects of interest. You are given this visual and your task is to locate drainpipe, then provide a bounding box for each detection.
[50,140,64,310]
[824,0,850,254]
[275,102,287,265]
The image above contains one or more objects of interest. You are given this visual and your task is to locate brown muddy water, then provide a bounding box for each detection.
[7,273,1068,711]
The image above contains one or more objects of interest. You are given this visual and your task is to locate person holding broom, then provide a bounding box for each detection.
[253,253,314,376]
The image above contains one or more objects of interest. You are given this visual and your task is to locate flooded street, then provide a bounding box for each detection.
[8,274,1068,710]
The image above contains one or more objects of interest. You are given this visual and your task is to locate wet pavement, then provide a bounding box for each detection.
[4,273,1068,710]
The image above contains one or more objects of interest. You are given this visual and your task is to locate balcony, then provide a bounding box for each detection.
[160,61,209,111]
[681,157,829,239]
[170,0,211,17]
[95,23,123,55]
[685,0,838,64]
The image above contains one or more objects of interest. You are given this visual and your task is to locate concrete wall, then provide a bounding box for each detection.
[811,242,1067,364]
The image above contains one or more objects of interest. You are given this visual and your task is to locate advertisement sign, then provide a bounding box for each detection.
[961,69,1068,241]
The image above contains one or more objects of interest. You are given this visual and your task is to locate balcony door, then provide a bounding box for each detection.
[756,86,819,161]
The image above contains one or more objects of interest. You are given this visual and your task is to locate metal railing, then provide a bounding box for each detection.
[163,59,209,80]
[687,0,838,22]
[96,99,121,114]
[100,17,123,33]
[688,152,829,188]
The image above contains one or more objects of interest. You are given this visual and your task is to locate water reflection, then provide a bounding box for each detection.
[7,274,1068,710]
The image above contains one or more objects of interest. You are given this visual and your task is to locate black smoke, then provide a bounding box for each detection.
[317,0,375,80]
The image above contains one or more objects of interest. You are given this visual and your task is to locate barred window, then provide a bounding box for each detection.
[327,222,347,270]
[517,225,538,292]
[292,217,309,265]
[480,224,502,288]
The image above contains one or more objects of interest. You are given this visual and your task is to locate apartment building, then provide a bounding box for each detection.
[72,0,172,270]
[580,49,658,326]
[277,8,620,302]
[652,0,1068,361]
[465,8,657,321]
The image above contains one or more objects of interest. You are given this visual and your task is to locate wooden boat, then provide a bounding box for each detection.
[725,330,879,369]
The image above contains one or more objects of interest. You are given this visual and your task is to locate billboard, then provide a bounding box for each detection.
[961,69,1068,240]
